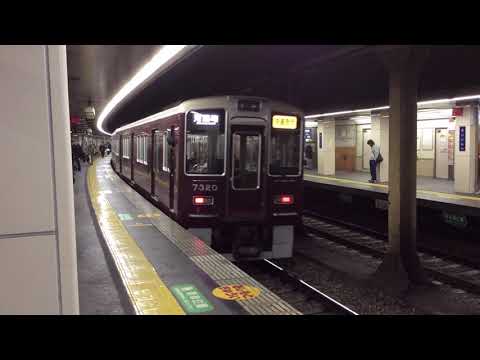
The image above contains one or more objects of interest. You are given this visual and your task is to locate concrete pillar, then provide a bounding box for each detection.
[374,46,429,292]
[371,111,389,183]
[317,119,335,175]
[0,45,79,314]
[454,103,478,193]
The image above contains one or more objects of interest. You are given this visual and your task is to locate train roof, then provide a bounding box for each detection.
[112,95,303,135]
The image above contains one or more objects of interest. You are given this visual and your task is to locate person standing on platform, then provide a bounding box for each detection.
[367,139,381,183]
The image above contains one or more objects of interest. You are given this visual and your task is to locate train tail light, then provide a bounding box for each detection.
[274,195,294,205]
[193,195,214,206]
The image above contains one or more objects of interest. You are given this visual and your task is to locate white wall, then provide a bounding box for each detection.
[0,45,79,314]
[317,119,335,175]
[454,105,478,193]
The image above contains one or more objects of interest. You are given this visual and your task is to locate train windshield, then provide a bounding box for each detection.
[186,109,225,175]
[269,115,301,175]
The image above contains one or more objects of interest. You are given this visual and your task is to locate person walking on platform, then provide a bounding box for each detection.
[99,144,106,158]
[72,144,81,172]
[87,142,96,165]
[367,139,382,183]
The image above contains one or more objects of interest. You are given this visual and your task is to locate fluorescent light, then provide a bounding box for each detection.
[305,106,389,119]
[306,94,480,119]
[97,45,191,135]
[113,104,185,134]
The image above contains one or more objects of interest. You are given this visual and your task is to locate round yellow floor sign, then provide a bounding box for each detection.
[212,284,261,301]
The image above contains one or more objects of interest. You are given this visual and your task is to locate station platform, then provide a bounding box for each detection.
[82,156,300,315]
[304,170,480,216]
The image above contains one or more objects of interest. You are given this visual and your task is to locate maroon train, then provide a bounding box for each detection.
[111,96,304,260]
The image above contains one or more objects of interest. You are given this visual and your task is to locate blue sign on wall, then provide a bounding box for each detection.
[459,126,466,152]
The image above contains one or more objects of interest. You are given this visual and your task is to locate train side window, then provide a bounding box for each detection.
[154,131,163,172]
[123,136,130,159]
[162,131,169,172]
[136,135,148,165]
[269,115,300,176]
[185,109,225,175]
[144,135,149,166]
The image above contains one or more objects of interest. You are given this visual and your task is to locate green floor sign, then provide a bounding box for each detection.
[118,213,134,221]
[442,212,468,229]
[170,284,214,314]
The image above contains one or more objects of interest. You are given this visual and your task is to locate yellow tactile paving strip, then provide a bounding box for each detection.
[305,174,480,203]
[87,160,185,315]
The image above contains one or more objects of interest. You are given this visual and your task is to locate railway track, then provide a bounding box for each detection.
[237,258,358,315]
[302,211,480,296]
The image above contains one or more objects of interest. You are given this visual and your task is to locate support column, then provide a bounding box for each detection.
[371,111,389,183]
[0,46,79,314]
[454,103,479,194]
[373,46,429,293]
[317,118,336,176]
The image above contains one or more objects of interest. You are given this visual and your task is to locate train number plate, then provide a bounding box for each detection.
[192,183,218,192]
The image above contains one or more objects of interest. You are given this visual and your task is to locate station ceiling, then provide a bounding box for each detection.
[66,45,480,135]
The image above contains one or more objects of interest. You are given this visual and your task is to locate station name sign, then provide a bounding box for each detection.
[272,115,298,129]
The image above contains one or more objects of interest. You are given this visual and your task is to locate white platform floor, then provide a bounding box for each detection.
[304,169,464,195]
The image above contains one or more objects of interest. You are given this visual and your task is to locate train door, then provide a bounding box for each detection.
[167,126,176,211]
[119,135,123,173]
[228,125,264,220]
[130,133,135,181]
[151,130,159,195]
[363,129,372,170]
[435,128,449,179]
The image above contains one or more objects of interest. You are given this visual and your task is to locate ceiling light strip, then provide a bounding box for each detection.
[96,45,191,135]
[305,94,480,119]
[113,104,185,134]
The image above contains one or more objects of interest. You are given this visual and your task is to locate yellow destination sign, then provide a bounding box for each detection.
[272,115,298,129]
[212,284,261,301]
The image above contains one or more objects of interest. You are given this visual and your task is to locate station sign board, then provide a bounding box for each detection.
[304,128,314,142]
[442,212,468,230]
[459,126,466,152]
[452,107,463,117]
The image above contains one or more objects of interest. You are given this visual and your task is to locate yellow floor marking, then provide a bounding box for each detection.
[138,213,162,218]
[305,174,480,202]
[87,160,185,315]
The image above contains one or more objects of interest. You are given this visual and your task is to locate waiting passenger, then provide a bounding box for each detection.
[367,139,382,183]
[305,145,313,169]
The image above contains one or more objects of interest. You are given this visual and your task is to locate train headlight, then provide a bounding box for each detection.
[193,196,214,206]
[274,195,294,205]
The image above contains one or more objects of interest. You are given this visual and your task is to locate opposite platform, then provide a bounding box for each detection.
[304,172,480,216]
[87,157,301,315]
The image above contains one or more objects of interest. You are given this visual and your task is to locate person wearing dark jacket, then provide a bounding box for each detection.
[99,144,106,158]
[72,144,82,172]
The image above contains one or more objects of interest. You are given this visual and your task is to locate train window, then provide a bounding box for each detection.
[136,135,149,165]
[232,133,261,189]
[185,109,225,175]
[162,131,169,172]
[269,119,300,175]
[153,131,163,172]
[122,136,130,159]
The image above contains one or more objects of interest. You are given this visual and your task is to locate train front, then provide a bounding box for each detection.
[182,97,304,261]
